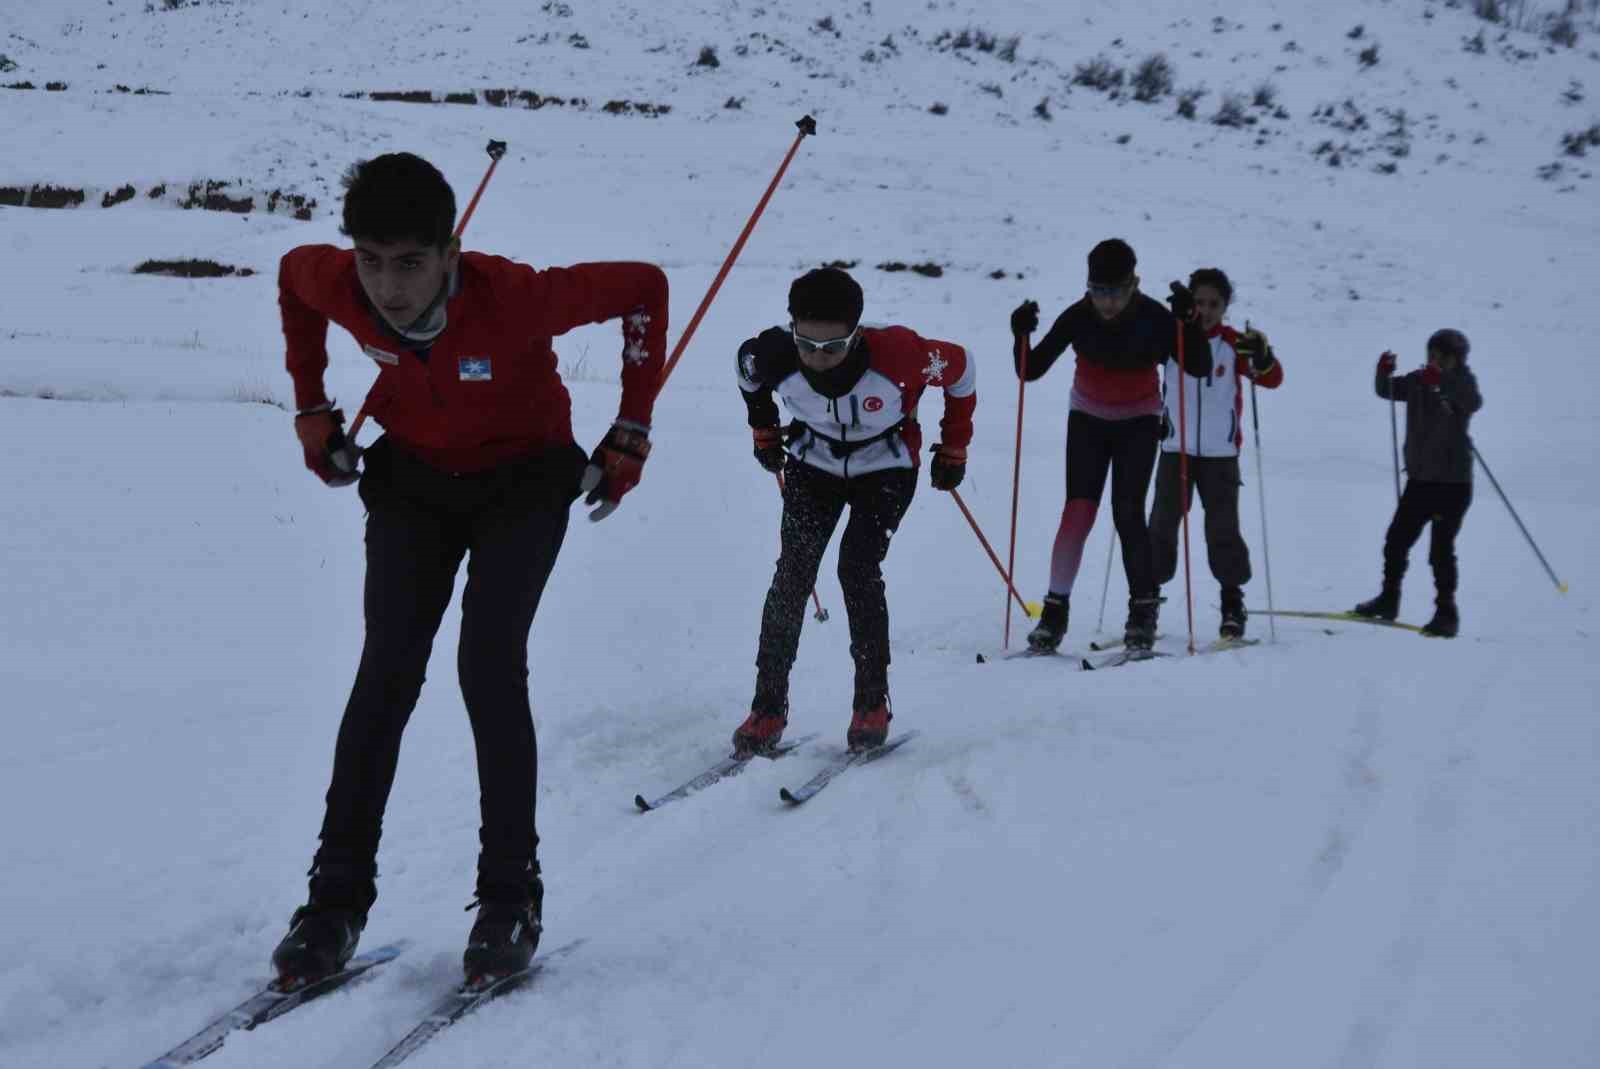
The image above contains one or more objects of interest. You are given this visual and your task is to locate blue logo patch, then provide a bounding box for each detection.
[458,357,492,382]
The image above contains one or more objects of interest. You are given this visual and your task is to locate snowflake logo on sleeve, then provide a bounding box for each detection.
[921,349,949,384]
[623,309,652,366]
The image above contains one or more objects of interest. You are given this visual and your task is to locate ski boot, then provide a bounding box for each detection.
[1352,584,1400,621]
[464,862,543,981]
[271,860,373,984]
[1124,595,1161,651]
[732,699,788,756]
[1219,586,1247,639]
[847,699,892,751]
[271,904,366,984]
[1026,593,1069,653]
[1420,596,1459,638]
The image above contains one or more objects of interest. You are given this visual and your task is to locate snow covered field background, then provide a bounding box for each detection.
[2,1,1598,1066]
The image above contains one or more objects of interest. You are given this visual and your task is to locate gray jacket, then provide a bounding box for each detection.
[1376,365,1483,484]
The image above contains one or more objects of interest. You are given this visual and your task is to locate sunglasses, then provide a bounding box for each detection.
[1086,280,1131,300]
[791,324,858,356]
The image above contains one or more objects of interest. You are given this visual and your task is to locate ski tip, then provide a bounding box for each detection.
[975,652,986,663]
[779,787,802,805]
[1080,658,1095,671]
[634,794,652,812]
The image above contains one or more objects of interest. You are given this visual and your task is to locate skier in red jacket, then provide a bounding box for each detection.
[273,152,667,984]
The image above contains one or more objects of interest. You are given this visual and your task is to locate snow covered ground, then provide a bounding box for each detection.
[2,1,1598,1066]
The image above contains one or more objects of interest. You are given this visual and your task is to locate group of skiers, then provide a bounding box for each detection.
[270,152,1483,989]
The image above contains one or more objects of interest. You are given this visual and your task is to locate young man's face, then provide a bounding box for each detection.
[353,237,459,331]
[791,319,858,371]
[1193,285,1227,331]
[1088,275,1137,321]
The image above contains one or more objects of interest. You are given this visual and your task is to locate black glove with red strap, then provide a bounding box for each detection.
[580,420,651,522]
[753,425,786,474]
[929,443,966,491]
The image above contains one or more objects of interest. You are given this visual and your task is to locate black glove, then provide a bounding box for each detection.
[752,425,786,474]
[1236,328,1275,374]
[579,421,651,522]
[1167,281,1194,321]
[929,444,966,492]
[1010,300,1040,338]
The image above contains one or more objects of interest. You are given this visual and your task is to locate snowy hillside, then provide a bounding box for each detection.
[2,1,1598,1067]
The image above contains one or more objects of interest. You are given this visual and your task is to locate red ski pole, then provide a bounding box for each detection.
[348,139,507,442]
[952,490,1039,619]
[1003,333,1029,649]
[658,115,817,392]
[1176,321,1196,655]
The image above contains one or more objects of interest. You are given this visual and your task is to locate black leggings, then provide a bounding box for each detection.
[754,459,916,712]
[1046,411,1161,597]
[313,437,583,908]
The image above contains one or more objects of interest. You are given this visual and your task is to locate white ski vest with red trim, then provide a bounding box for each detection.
[1160,328,1247,457]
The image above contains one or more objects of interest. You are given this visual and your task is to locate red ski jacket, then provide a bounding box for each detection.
[281,246,668,473]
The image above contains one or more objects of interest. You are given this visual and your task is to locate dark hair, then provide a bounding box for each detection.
[1427,328,1470,363]
[789,267,864,328]
[1187,267,1234,305]
[1087,238,1137,284]
[340,153,456,248]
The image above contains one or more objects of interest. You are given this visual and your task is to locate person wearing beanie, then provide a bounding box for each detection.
[1353,328,1483,637]
[732,267,977,753]
[1147,267,1284,640]
[1008,238,1211,653]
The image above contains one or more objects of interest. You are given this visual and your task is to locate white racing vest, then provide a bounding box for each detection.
[739,324,976,480]
[1161,330,1247,458]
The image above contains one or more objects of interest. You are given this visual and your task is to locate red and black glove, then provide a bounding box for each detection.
[1420,363,1442,387]
[581,420,651,522]
[1377,351,1398,376]
[929,443,966,492]
[293,405,360,487]
[752,425,786,474]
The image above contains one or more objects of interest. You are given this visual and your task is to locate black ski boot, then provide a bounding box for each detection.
[271,905,366,984]
[1026,593,1069,652]
[1421,596,1459,638]
[1352,583,1400,621]
[271,859,374,983]
[1124,595,1160,651]
[464,866,543,981]
[1219,586,1247,639]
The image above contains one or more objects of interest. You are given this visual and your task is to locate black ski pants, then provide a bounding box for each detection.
[754,459,916,713]
[1059,410,1161,597]
[1383,479,1472,597]
[1149,452,1252,590]
[312,436,584,910]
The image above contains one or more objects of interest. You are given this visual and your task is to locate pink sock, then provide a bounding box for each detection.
[1048,499,1099,595]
